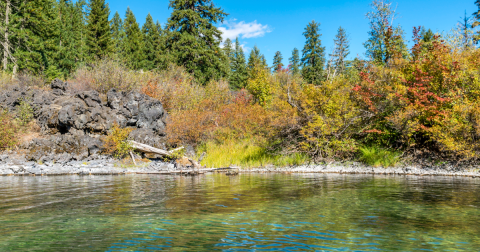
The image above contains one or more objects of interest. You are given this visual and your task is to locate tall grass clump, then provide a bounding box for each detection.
[359,146,401,167]
[198,139,309,168]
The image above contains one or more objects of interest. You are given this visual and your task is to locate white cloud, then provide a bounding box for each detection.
[219,20,271,41]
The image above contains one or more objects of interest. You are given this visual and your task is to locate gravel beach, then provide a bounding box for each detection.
[1,153,479,178]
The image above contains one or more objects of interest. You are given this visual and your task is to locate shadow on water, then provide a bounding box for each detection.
[0,174,479,251]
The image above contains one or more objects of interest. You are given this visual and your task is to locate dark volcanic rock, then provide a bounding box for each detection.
[1,80,168,161]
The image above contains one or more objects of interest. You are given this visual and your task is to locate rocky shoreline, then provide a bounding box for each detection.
[1,154,479,178]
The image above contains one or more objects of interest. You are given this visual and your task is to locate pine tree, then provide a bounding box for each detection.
[474,0,480,43]
[247,45,266,72]
[223,38,234,60]
[154,20,170,69]
[123,8,146,70]
[142,13,159,70]
[301,20,325,85]
[166,0,228,84]
[111,11,124,56]
[329,26,350,75]
[289,48,300,76]
[222,38,234,78]
[11,0,59,74]
[86,0,112,59]
[56,0,87,76]
[420,27,434,43]
[364,0,408,65]
[272,51,283,72]
[230,38,248,90]
[261,55,267,68]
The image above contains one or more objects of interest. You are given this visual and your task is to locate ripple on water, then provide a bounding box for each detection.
[0,174,479,251]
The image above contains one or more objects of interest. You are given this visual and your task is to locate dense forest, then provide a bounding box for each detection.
[1,0,480,168]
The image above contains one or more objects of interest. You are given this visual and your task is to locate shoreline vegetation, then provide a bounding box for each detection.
[1,0,480,173]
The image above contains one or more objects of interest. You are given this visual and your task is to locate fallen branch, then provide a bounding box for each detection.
[128,140,200,169]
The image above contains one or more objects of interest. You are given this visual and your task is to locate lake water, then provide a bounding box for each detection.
[0,173,479,251]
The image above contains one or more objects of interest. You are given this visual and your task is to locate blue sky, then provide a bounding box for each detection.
[108,0,478,66]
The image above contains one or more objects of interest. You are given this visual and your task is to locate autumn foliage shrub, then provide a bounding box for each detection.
[73,58,150,93]
[354,29,480,158]
[0,110,19,150]
[103,123,134,159]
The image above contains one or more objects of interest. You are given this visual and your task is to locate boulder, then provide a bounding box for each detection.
[1,80,168,161]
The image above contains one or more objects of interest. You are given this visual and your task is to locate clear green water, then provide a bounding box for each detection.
[0,174,479,251]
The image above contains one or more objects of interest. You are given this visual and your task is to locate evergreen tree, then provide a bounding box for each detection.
[86,0,112,59]
[272,51,283,72]
[420,27,435,43]
[329,26,350,75]
[222,38,234,77]
[223,38,234,60]
[247,45,266,72]
[364,0,408,65]
[289,48,300,76]
[56,0,87,76]
[11,0,59,74]
[142,13,159,70]
[261,55,268,68]
[301,20,325,85]
[230,38,248,90]
[123,8,146,70]
[111,11,124,56]
[154,20,170,69]
[474,0,480,43]
[166,0,228,84]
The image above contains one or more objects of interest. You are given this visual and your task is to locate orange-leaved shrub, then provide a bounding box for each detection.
[354,28,480,158]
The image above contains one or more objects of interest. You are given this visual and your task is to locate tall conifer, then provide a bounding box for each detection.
[86,0,112,59]
[56,0,87,76]
[166,0,228,84]
[329,26,350,75]
[222,38,234,77]
[142,13,159,70]
[247,45,265,71]
[154,21,170,69]
[272,51,283,72]
[230,38,248,90]
[123,8,146,70]
[289,48,300,75]
[12,0,59,74]
[111,11,124,56]
[301,20,325,85]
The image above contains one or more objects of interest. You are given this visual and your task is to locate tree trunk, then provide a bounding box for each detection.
[3,0,10,71]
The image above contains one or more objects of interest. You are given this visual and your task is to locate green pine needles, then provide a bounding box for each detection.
[166,0,229,84]
[86,0,112,59]
[301,20,326,85]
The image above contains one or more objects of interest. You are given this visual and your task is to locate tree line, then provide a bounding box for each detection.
[1,0,479,87]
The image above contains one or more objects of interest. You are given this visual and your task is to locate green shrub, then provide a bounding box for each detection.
[18,99,34,127]
[359,146,401,167]
[103,123,134,159]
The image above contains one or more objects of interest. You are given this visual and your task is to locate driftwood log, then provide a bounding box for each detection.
[128,140,201,168]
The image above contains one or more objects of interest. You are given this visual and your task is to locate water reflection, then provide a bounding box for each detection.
[0,174,479,251]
